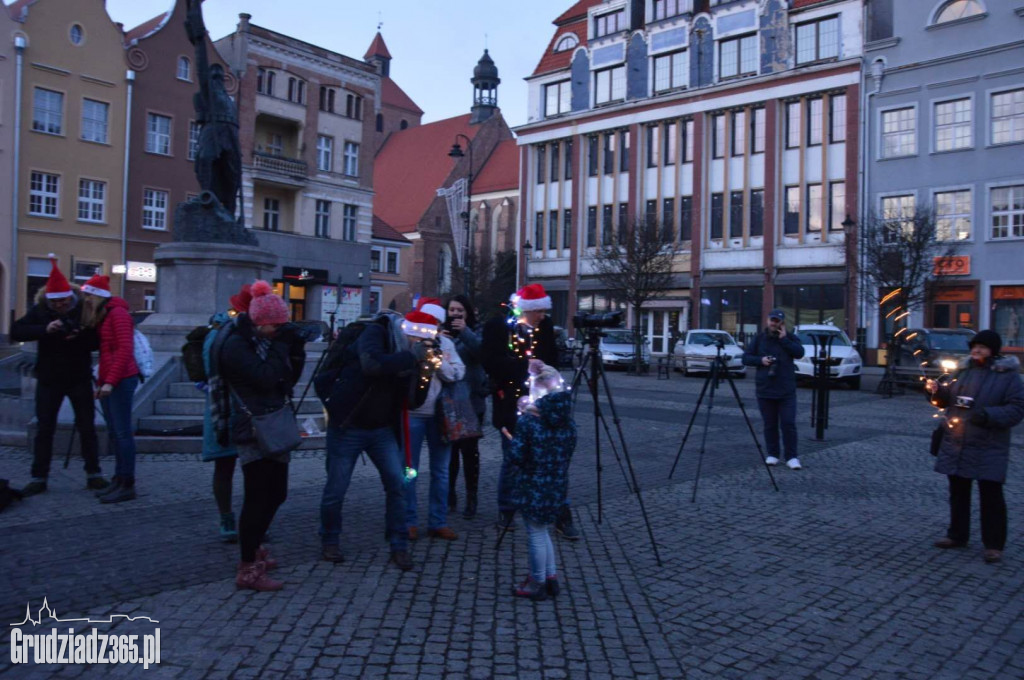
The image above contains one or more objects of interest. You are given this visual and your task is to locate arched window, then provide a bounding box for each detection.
[375,113,383,132]
[933,0,984,24]
[437,244,452,294]
[554,33,579,52]
[177,56,192,81]
[400,119,409,130]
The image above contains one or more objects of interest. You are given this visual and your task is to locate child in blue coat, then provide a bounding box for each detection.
[508,365,577,601]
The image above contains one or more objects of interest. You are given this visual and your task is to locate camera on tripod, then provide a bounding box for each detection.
[573,310,623,330]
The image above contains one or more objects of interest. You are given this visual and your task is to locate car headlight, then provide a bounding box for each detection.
[940,359,958,372]
[842,354,861,365]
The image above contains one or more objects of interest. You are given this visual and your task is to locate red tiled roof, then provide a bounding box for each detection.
[381,77,423,115]
[554,0,602,25]
[124,11,168,44]
[373,113,481,233]
[372,215,410,243]
[364,31,392,60]
[473,139,519,194]
[532,23,584,77]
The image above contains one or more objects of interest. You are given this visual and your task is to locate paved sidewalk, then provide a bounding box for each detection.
[1,373,1022,678]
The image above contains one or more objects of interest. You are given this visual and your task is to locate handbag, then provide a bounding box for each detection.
[439,380,483,442]
[930,424,944,457]
[230,386,302,458]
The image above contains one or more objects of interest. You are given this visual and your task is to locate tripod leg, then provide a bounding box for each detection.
[724,372,779,492]
[668,372,712,479]
[589,359,603,525]
[691,365,718,504]
[597,408,631,489]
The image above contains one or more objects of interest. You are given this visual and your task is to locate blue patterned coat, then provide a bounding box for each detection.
[507,391,577,525]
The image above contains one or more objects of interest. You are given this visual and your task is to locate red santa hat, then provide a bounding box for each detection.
[44,254,73,299]
[512,283,551,312]
[401,310,440,339]
[81,274,112,298]
[416,297,446,324]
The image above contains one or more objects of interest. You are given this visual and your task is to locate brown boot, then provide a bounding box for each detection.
[235,561,283,592]
[428,527,458,540]
[255,545,278,571]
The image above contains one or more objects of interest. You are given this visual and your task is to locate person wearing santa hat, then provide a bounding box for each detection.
[403,298,465,541]
[481,283,580,540]
[79,274,141,504]
[11,256,109,496]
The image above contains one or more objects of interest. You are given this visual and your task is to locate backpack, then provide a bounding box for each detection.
[134,328,155,382]
[182,325,212,382]
[312,318,374,407]
[0,479,23,513]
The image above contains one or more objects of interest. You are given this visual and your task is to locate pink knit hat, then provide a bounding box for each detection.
[248,280,290,326]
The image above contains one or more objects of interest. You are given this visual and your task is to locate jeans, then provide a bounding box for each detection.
[405,416,451,530]
[31,379,101,479]
[758,394,798,460]
[100,376,139,480]
[947,475,1007,550]
[524,519,556,583]
[320,425,408,552]
[498,432,515,512]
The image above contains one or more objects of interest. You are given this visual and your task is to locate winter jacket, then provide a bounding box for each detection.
[219,314,305,445]
[201,313,235,461]
[96,297,139,388]
[450,326,489,418]
[742,329,805,399]
[11,288,98,384]
[411,334,465,417]
[481,314,558,433]
[931,355,1024,483]
[506,391,577,525]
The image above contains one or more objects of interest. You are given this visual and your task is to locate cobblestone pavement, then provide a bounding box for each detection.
[2,371,1023,678]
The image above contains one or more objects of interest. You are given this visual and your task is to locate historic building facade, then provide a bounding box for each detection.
[0,6,19,337]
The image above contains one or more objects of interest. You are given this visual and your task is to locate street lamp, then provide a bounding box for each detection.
[447,134,474,298]
[522,240,533,284]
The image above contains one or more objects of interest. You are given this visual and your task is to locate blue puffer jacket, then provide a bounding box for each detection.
[742,330,806,399]
[932,355,1024,483]
[507,391,577,525]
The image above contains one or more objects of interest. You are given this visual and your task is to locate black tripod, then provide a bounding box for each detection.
[668,343,779,502]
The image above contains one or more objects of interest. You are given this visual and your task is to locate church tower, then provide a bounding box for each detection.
[470,49,500,124]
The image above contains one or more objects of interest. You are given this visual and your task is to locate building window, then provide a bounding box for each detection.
[786,101,802,149]
[829,181,846,232]
[991,89,1024,145]
[881,194,916,241]
[77,179,105,223]
[934,189,971,241]
[256,68,275,96]
[619,130,630,171]
[534,212,545,250]
[808,98,823,146]
[386,251,399,274]
[712,114,726,159]
[563,208,572,248]
[751,107,766,153]
[550,143,561,182]
[370,248,382,272]
[934,0,985,24]
[549,211,560,251]
[315,200,331,238]
[602,205,614,245]
[188,121,201,161]
[586,206,597,247]
[749,190,764,237]
[342,204,358,241]
[728,191,743,238]
[663,122,677,165]
[343,142,359,176]
[990,185,1024,240]
[346,94,363,120]
[795,16,839,65]
[653,50,687,93]
[830,94,847,143]
[807,184,823,233]
[588,135,599,176]
[881,107,916,158]
[545,80,571,117]
[731,111,746,157]
[143,189,169,230]
[71,261,102,284]
[400,120,409,130]
[177,56,192,81]
[646,125,660,167]
[32,88,64,135]
[555,34,579,52]
[594,66,626,105]
[683,119,694,162]
[287,77,305,104]
[653,0,687,21]
[146,113,172,155]
[644,200,657,228]
[266,133,283,157]
[603,133,616,174]
[617,203,629,244]
[594,10,624,38]
[316,135,333,172]
[565,139,575,179]
[262,198,280,231]
[81,99,109,144]
[69,24,84,46]
[29,172,60,217]
[319,86,336,113]
[710,193,723,239]
[536,145,547,183]
[719,34,757,80]
[662,198,675,242]
[934,98,972,151]
[784,186,801,234]
[375,113,383,132]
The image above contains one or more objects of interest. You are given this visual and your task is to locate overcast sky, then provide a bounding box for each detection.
[103,0,558,128]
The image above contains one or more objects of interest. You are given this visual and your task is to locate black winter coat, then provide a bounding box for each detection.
[742,330,805,399]
[481,314,558,433]
[931,355,1024,483]
[11,294,98,384]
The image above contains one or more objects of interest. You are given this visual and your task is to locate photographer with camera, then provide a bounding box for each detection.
[925,330,1024,564]
[12,257,109,497]
[742,309,806,470]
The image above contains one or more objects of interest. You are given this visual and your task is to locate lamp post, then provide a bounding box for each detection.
[447,134,474,298]
[842,213,865,354]
[522,240,533,285]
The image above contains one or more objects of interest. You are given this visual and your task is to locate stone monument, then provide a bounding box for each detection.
[141,0,275,351]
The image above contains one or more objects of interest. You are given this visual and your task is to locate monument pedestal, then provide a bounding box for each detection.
[140,242,277,352]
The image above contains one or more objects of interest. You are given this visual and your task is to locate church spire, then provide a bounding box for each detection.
[470,49,500,124]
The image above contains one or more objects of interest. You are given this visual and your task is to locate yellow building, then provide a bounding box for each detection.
[10,0,128,315]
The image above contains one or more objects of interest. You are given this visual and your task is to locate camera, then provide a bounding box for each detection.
[766,355,778,377]
[573,310,623,330]
[954,395,975,410]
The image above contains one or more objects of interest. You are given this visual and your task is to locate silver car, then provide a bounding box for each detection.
[672,329,746,377]
[599,329,651,369]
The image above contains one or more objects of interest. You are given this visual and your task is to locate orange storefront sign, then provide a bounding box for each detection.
[933,256,970,276]
[934,286,975,303]
[993,286,1024,300]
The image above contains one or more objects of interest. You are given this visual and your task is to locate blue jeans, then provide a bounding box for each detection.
[405,416,451,530]
[524,520,556,583]
[758,394,798,460]
[320,425,408,552]
[100,376,139,480]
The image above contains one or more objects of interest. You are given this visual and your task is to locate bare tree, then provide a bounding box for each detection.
[454,250,517,322]
[592,220,677,374]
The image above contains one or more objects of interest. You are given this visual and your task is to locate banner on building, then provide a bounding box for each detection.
[336,286,363,327]
[436,178,467,267]
[320,286,338,325]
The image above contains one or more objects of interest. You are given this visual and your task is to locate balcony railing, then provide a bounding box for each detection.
[252,151,308,179]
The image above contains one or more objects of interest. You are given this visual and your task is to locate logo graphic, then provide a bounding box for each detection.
[10,598,160,626]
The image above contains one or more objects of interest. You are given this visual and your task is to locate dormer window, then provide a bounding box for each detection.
[594,10,625,39]
[554,33,579,52]
[934,0,984,24]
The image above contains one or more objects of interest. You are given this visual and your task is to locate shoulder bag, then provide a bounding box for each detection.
[229,386,302,458]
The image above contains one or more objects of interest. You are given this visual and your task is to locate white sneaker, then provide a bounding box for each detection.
[765,456,779,466]
[787,458,802,470]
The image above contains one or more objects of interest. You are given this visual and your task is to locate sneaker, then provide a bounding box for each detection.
[546,576,560,598]
[85,476,110,491]
[496,511,516,532]
[255,545,278,571]
[321,545,345,564]
[764,456,779,466]
[219,513,238,543]
[235,561,283,592]
[934,538,967,549]
[389,550,414,572]
[21,480,47,497]
[99,480,136,504]
[984,549,1003,564]
[786,458,802,470]
[514,578,548,601]
[428,527,458,540]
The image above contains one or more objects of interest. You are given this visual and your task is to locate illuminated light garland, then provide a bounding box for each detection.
[404,467,418,482]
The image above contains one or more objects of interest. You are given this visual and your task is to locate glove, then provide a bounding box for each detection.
[969,408,989,427]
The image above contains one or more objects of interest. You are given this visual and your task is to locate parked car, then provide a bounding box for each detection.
[791,324,862,389]
[893,328,974,379]
[598,329,650,369]
[672,329,746,377]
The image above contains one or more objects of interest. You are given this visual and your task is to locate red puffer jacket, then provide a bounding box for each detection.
[97,297,139,387]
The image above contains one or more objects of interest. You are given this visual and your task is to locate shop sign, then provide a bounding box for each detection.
[993,286,1024,300]
[282,267,329,284]
[933,256,970,276]
[125,261,157,283]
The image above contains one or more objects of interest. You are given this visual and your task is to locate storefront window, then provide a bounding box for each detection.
[774,284,846,329]
[929,286,976,330]
[992,286,1024,352]
[699,287,762,341]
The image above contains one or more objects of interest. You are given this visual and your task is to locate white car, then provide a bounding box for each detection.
[791,324,862,389]
[599,329,651,369]
[672,329,746,377]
